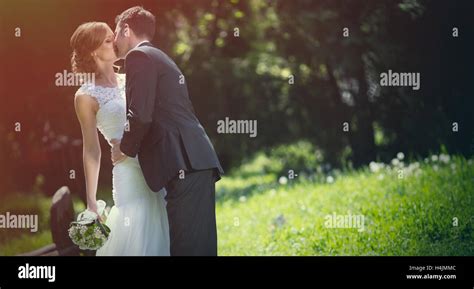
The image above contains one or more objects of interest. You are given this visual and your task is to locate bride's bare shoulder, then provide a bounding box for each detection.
[74,87,99,113]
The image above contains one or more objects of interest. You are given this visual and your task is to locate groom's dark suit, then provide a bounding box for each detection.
[120,42,223,256]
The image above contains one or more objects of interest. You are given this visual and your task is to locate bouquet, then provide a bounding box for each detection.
[68,200,111,250]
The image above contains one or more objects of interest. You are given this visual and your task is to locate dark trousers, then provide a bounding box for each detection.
[165,169,218,256]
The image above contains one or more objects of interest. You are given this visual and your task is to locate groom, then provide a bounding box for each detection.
[111,6,223,256]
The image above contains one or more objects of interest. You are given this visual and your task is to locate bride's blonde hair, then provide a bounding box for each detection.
[70,22,109,75]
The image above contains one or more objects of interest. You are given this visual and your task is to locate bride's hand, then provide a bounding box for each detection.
[87,201,103,222]
[111,139,127,165]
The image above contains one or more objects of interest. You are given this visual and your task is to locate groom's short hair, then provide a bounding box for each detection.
[116,6,156,40]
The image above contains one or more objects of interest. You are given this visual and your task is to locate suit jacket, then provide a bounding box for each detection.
[120,42,223,192]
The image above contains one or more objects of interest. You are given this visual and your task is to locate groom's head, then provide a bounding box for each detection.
[114,6,155,59]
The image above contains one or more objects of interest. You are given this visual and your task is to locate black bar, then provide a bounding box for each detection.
[0,257,472,288]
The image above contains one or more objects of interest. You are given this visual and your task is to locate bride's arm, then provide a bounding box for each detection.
[74,94,101,216]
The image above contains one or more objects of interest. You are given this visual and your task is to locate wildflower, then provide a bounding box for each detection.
[326,176,334,183]
[397,152,405,160]
[369,162,380,173]
[439,154,450,164]
[279,176,288,185]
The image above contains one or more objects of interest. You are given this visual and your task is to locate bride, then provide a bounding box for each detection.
[70,22,170,256]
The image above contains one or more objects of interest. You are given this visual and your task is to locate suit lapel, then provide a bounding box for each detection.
[124,41,153,118]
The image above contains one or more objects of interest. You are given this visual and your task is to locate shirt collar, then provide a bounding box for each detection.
[134,40,150,49]
[125,40,151,58]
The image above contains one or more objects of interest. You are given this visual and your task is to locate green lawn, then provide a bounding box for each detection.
[216,155,474,255]
[1,154,473,256]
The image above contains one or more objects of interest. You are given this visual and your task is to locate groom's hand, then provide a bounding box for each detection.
[111,139,127,165]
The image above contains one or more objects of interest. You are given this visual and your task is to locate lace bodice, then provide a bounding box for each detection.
[75,74,127,145]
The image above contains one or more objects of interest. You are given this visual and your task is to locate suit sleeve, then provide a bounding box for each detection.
[120,50,157,157]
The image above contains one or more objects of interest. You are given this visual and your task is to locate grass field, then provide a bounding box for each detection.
[216,155,474,255]
[1,152,473,256]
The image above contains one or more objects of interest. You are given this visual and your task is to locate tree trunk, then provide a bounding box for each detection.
[350,51,376,167]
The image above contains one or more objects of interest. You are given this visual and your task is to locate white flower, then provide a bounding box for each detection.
[326,176,334,183]
[239,196,247,203]
[369,162,380,173]
[431,155,438,162]
[397,152,405,160]
[278,176,288,185]
[439,154,450,164]
[69,221,110,250]
[391,158,400,166]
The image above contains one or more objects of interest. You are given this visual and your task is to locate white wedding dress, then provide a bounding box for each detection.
[75,74,170,256]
